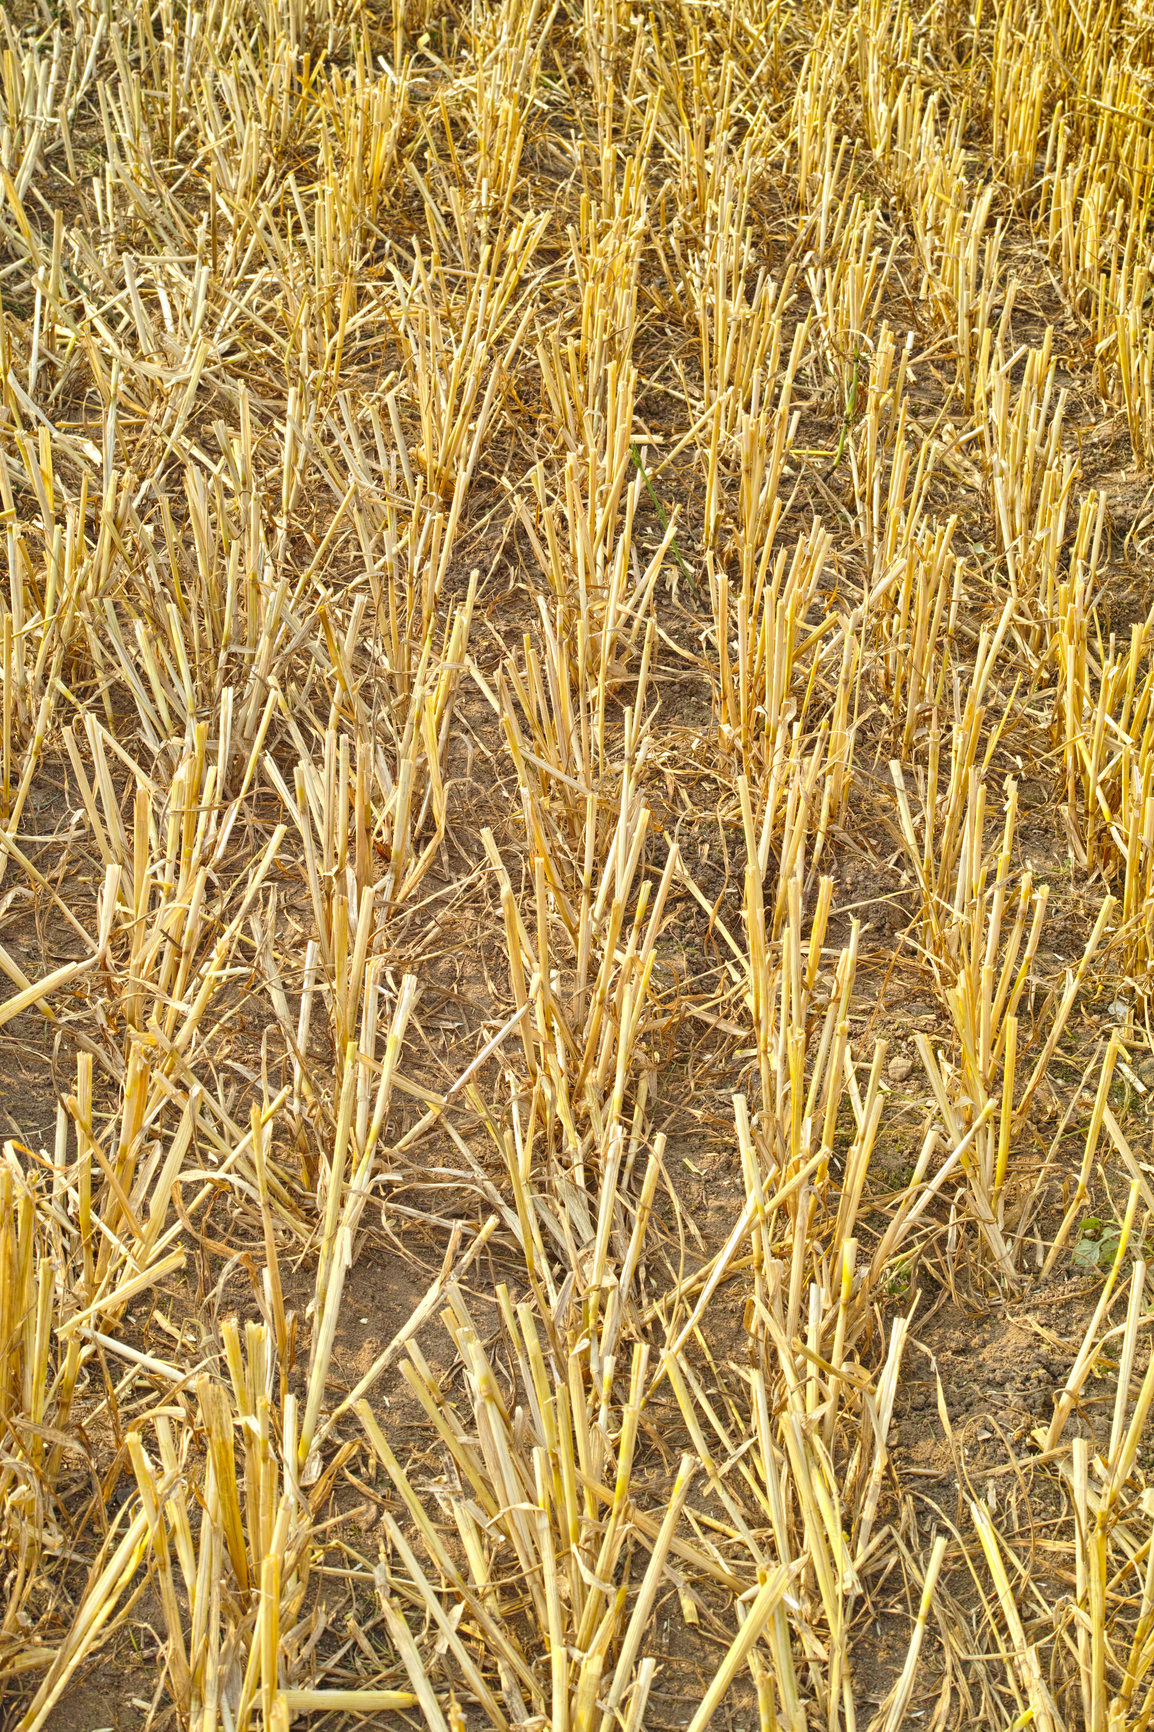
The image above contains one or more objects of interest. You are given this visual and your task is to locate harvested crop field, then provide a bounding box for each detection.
[4,0,1154,1726]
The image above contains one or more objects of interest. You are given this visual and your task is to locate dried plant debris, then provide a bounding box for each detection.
[4,0,1154,1726]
